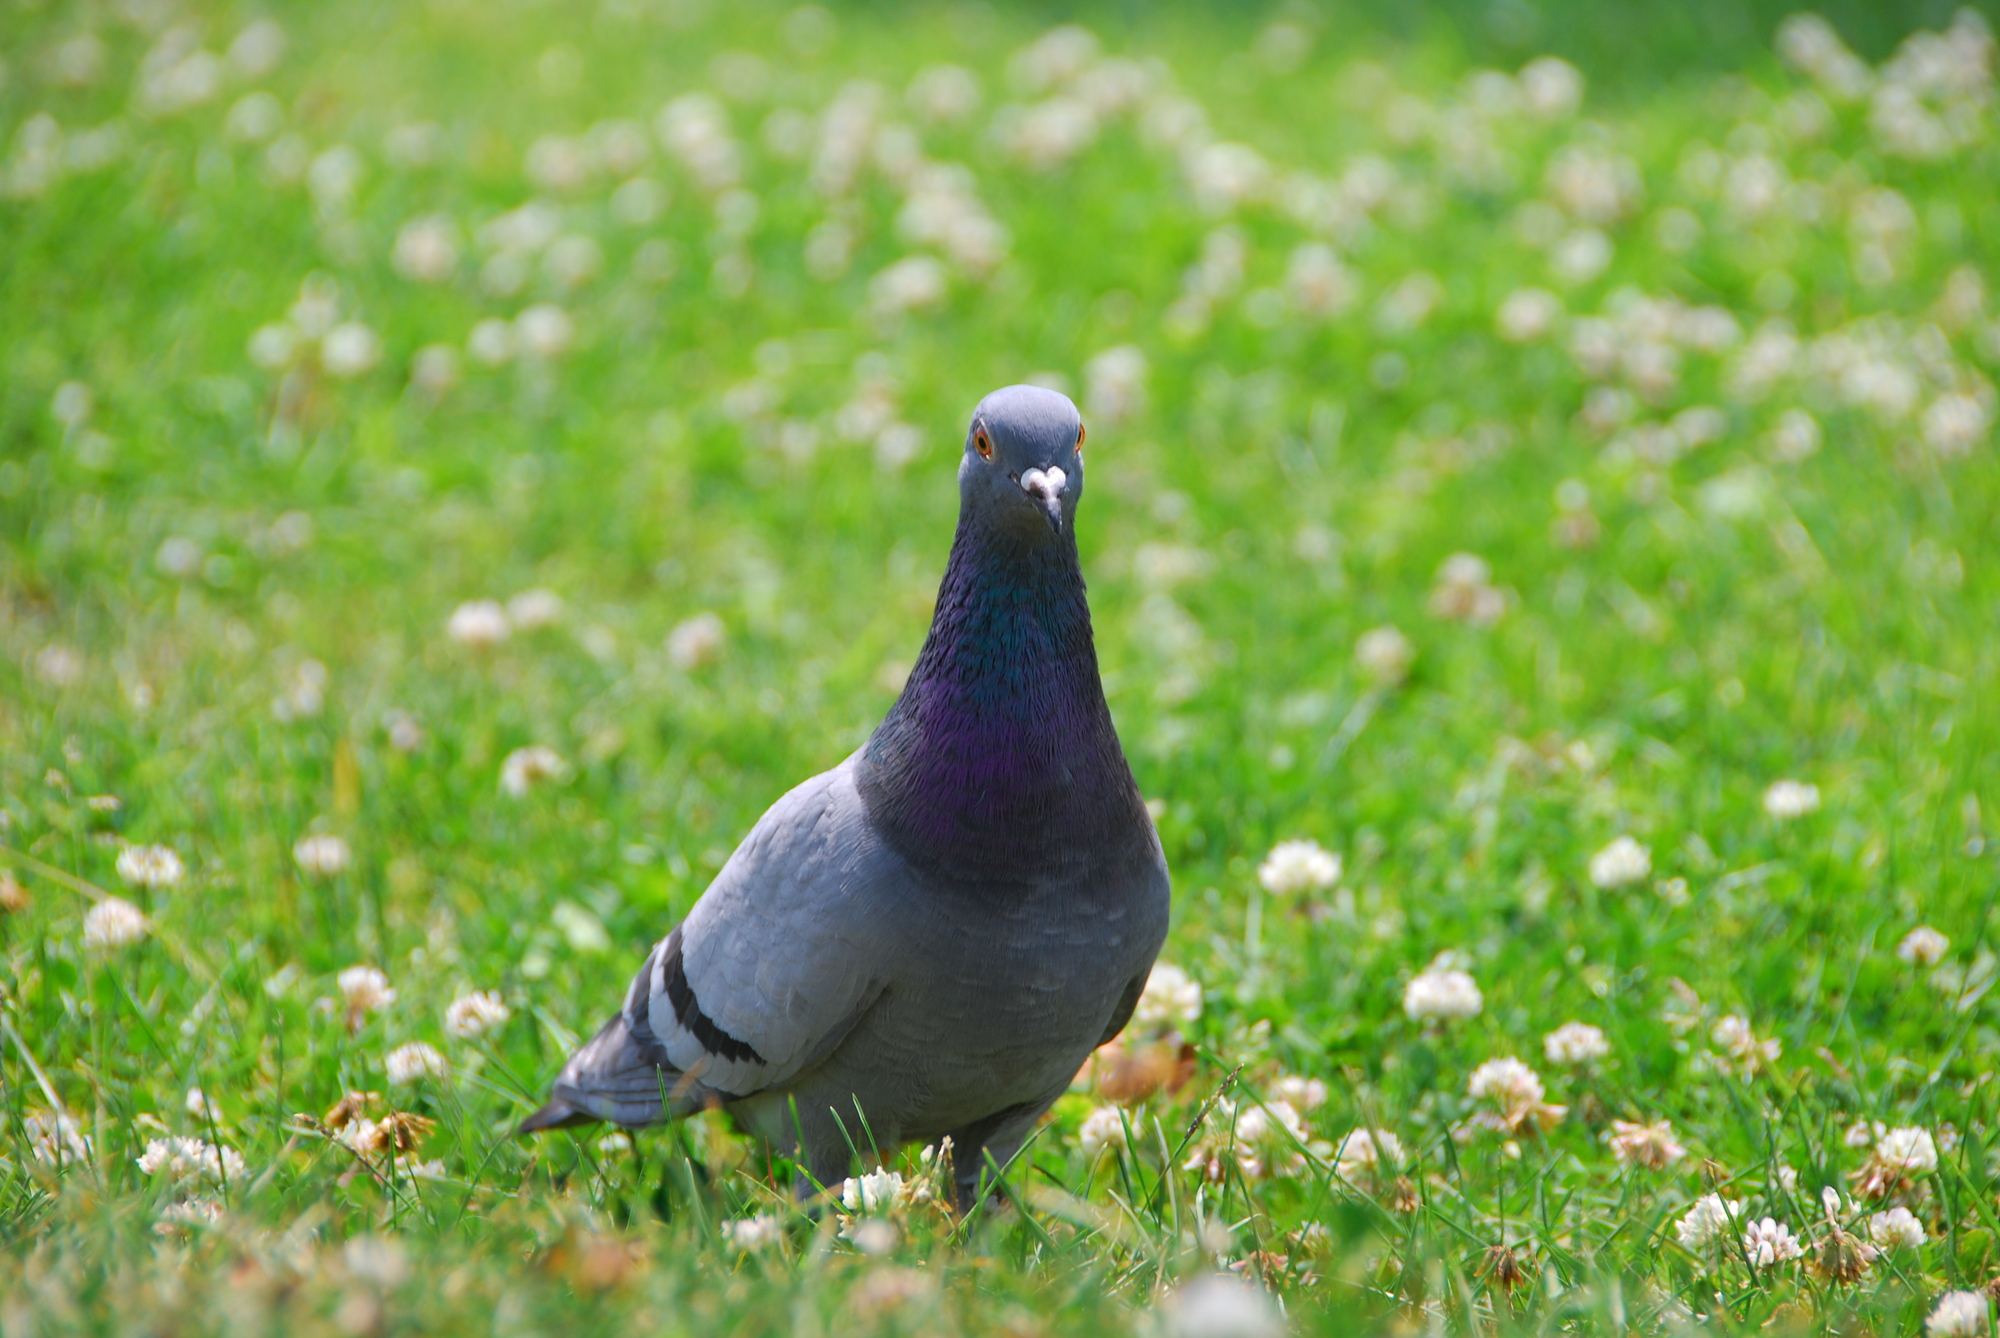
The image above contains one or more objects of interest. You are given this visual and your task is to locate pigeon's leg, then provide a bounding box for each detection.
[794,1143,854,1206]
[790,1109,859,1207]
[948,1097,1051,1214]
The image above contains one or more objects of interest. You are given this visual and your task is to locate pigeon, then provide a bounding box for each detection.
[520,385,1171,1210]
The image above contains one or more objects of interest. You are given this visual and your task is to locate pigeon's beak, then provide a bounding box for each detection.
[1019,466,1067,533]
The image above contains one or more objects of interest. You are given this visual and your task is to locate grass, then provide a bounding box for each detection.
[3,0,1999,1332]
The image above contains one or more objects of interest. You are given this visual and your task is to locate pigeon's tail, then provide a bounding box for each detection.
[518,1009,671,1136]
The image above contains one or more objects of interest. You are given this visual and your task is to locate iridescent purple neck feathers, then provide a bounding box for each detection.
[856,514,1147,890]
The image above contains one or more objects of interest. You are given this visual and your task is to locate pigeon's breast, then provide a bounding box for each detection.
[840,830,1169,1129]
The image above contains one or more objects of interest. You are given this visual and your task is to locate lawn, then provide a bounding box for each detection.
[3,0,1999,1332]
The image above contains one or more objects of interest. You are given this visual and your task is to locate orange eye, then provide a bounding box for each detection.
[974,426,992,460]
[1076,424,1086,454]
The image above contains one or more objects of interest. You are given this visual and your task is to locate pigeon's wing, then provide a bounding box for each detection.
[625,756,896,1100]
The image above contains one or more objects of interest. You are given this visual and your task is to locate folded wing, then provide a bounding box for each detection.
[523,759,892,1131]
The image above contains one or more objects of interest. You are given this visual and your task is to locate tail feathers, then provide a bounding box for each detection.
[518,1010,672,1136]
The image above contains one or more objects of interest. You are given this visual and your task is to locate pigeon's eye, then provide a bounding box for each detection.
[974,426,993,460]
[1075,424,1086,455]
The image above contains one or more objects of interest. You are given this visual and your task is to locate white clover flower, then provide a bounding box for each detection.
[868,255,949,316]
[154,1197,223,1235]
[136,1136,245,1185]
[447,599,510,647]
[1899,926,1950,965]
[516,304,575,359]
[1186,141,1270,213]
[506,589,564,630]
[83,897,148,950]
[185,1087,219,1123]
[36,642,83,685]
[907,64,982,122]
[293,833,351,877]
[1519,56,1585,119]
[411,344,460,394]
[385,1041,447,1085]
[1551,229,1613,285]
[24,1111,91,1165]
[1083,345,1148,423]
[1428,554,1505,627]
[444,989,510,1039]
[1927,1291,1991,1338]
[1355,624,1416,686]
[1763,779,1821,819]
[1497,286,1563,342]
[1544,1021,1610,1065]
[116,844,185,889]
[1869,1206,1926,1250]
[1776,14,1872,100]
[725,1214,783,1250]
[846,1217,898,1256]
[228,19,287,77]
[1923,392,1990,458]
[841,1168,906,1214]
[227,91,284,142]
[657,93,741,193]
[337,965,396,1013]
[1375,271,1444,334]
[1274,1075,1328,1112]
[1675,1193,1743,1249]
[1768,408,1822,462]
[51,380,93,429]
[1285,244,1356,318]
[500,745,569,798]
[391,214,459,283]
[1161,1274,1284,1338]
[1230,1099,1306,1149]
[1742,1216,1803,1268]
[1875,1127,1938,1175]
[343,1236,409,1288]
[1256,839,1341,896]
[250,320,300,368]
[1334,1127,1403,1181]
[1712,1014,1781,1071]
[1846,1120,1888,1149]
[666,612,726,670]
[1589,836,1651,888]
[320,322,381,378]
[1404,959,1482,1021]
[387,712,425,753]
[1608,1119,1685,1169]
[1226,1099,1315,1179]
[1467,1057,1546,1110]
[1078,1105,1127,1158]
[1132,544,1211,590]
[1133,962,1203,1029]
[467,318,516,366]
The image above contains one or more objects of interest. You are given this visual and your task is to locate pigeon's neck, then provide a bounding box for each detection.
[858,517,1144,888]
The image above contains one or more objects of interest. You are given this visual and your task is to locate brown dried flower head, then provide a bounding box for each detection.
[1094,1039,1197,1104]
[322,1091,381,1131]
[1483,1244,1527,1293]
[375,1111,436,1154]
[1810,1225,1875,1284]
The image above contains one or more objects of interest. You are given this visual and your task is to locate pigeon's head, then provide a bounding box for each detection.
[959,385,1085,540]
